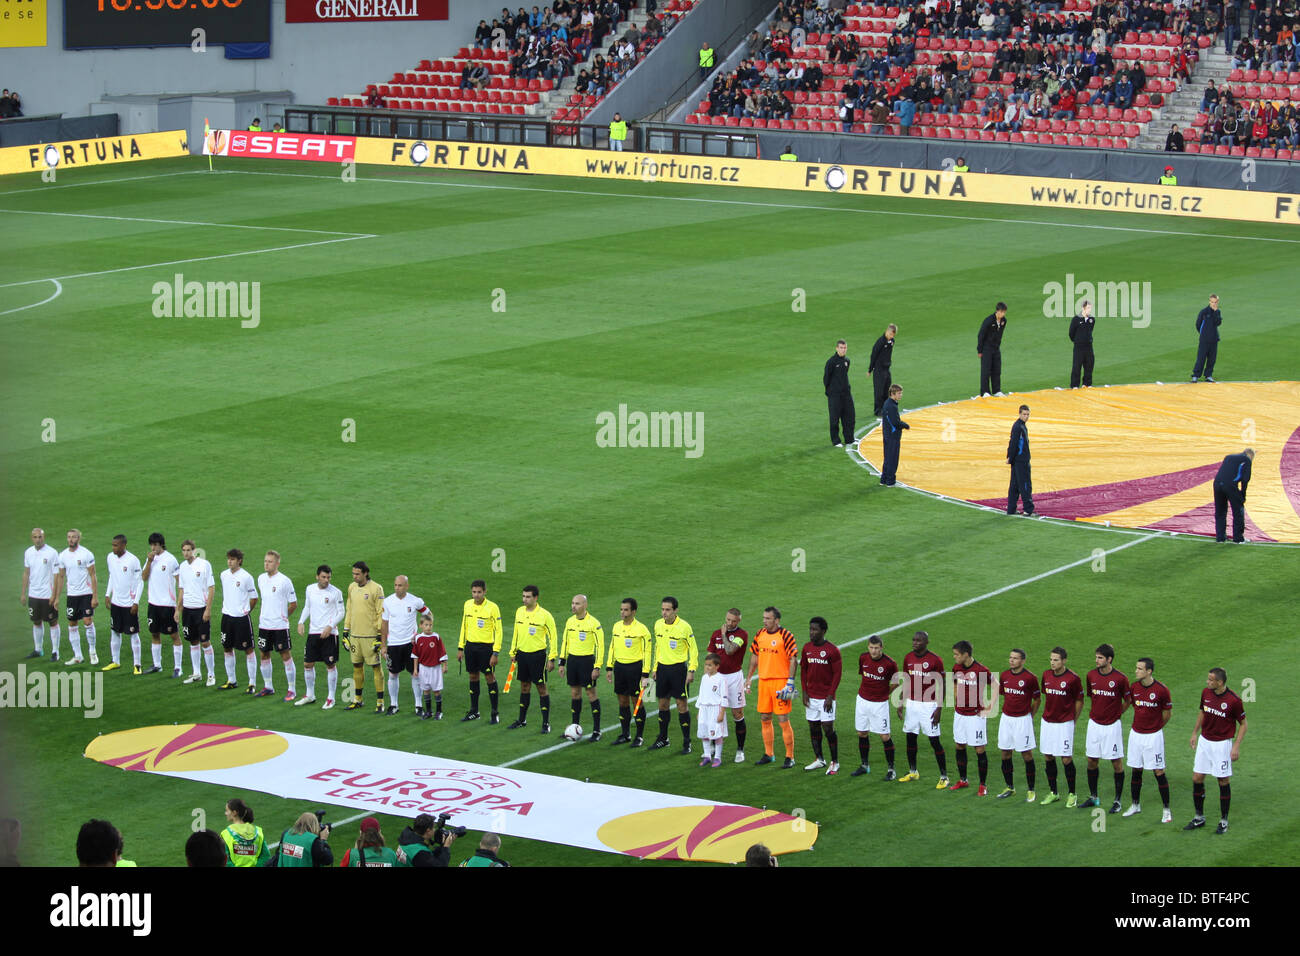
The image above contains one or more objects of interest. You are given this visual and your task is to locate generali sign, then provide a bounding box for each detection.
[285,0,449,22]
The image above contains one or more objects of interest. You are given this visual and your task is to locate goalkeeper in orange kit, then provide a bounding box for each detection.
[744,606,799,768]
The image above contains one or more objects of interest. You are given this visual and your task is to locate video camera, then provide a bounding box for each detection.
[312,810,331,835]
[432,812,468,844]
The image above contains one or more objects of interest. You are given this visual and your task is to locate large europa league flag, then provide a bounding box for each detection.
[86,724,817,862]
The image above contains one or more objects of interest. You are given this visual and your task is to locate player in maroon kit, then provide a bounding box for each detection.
[949,640,994,795]
[1039,647,1083,807]
[1082,643,1131,813]
[1124,657,1173,822]
[707,608,749,762]
[1186,667,1247,834]
[851,635,898,779]
[897,630,949,788]
[799,616,843,774]
[996,649,1040,801]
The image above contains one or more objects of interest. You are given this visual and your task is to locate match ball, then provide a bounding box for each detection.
[563,723,584,741]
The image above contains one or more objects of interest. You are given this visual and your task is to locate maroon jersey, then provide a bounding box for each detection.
[707,627,748,676]
[998,668,1040,718]
[1040,669,1083,723]
[902,650,945,704]
[413,632,448,669]
[856,652,898,703]
[1199,688,1245,742]
[1130,679,1173,734]
[800,641,843,701]
[1086,667,1130,726]
[952,660,993,715]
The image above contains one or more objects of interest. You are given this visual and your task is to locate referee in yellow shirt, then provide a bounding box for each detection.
[651,596,698,754]
[456,579,502,723]
[559,594,605,740]
[342,561,384,711]
[606,597,652,745]
[508,585,558,733]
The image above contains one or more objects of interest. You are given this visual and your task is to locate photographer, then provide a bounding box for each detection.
[268,812,334,868]
[460,832,509,867]
[397,813,461,867]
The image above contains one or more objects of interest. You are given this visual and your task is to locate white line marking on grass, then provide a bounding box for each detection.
[0,278,61,316]
[501,534,1160,767]
[212,168,1300,245]
[0,206,372,237]
[0,235,376,291]
[0,170,203,197]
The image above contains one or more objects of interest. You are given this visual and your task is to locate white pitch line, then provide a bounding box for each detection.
[0,278,61,316]
[0,169,203,197]
[0,234,376,291]
[501,533,1160,767]
[211,168,1300,245]
[0,206,371,237]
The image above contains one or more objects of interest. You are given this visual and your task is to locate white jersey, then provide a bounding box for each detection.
[144,550,180,607]
[105,551,143,608]
[299,583,345,634]
[179,558,215,609]
[220,567,257,617]
[257,571,297,629]
[24,544,60,599]
[58,546,96,596]
[381,593,426,646]
[695,672,728,708]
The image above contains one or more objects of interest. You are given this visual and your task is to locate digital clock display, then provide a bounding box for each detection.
[64,0,271,49]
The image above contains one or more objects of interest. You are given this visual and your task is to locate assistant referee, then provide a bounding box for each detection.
[457,579,503,723]
[651,596,699,754]
[606,597,652,745]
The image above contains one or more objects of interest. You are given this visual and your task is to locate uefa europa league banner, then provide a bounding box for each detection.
[86,724,816,862]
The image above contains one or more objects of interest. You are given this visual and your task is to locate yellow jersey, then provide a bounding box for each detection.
[560,613,605,668]
[343,580,385,637]
[652,617,698,671]
[608,619,652,670]
[459,598,503,651]
[510,604,558,658]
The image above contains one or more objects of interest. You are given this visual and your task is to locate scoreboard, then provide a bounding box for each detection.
[64,0,270,48]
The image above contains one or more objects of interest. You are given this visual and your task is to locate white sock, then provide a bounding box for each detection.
[327,669,338,700]
[410,674,420,706]
[284,659,296,693]
[32,625,43,653]
[86,622,97,658]
[190,646,201,675]
[245,655,257,686]
[50,624,61,656]
[172,644,183,670]
[203,646,215,677]
[224,652,236,682]
[70,631,83,660]
[260,659,273,690]
[150,642,161,667]
[131,635,141,666]
[305,668,316,699]
[388,676,400,707]
[111,632,122,665]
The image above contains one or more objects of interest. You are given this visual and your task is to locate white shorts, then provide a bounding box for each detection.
[1085,719,1124,760]
[804,696,836,723]
[417,664,444,693]
[953,713,988,747]
[854,697,890,735]
[697,704,728,740]
[1127,729,1166,770]
[997,713,1036,752]
[903,699,940,737]
[1193,736,1233,778]
[722,670,746,710]
[1039,719,1074,757]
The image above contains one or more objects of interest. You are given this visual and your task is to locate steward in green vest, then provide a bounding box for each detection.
[1159,165,1177,185]
[779,144,797,161]
[699,43,715,79]
[953,156,970,172]
[222,798,271,867]
[248,118,262,131]
[609,113,628,151]
[270,812,334,867]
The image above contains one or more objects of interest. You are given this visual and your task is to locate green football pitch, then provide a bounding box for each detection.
[1,156,1297,867]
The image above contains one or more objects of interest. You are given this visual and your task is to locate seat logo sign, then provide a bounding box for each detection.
[216,131,357,162]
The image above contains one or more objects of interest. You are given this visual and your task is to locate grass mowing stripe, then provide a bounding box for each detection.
[0,206,375,237]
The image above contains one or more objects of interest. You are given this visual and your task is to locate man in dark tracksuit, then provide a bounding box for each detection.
[977,303,1008,396]
[1068,301,1095,388]
[1192,294,1221,382]
[1213,449,1254,542]
[879,383,908,486]
[824,339,855,447]
[868,324,897,416]
[1006,404,1034,516]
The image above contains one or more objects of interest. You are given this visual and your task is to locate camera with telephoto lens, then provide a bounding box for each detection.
[313,810,330,835]
[432,812,467,843]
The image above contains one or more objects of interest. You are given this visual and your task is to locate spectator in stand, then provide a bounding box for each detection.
[1250,111,1270,147]
[870,97,891,134]
[896,95,917,135]
[1266,112,1285,147]
[1052,84,1077,120]
[1026,86,1048,119]
[983,100,1006,130]
[1166,123,1186,151]
[474,19,493,48]
[1001,97,1023,132]
[978,5,996,39]
[840,96,856,132]
[1199,79,1219,113]
[1113,71,1133,110]
[1233,36,1255,69]
[366,88,386,108]
[1218,107,1240,145]
[0,90,20,118]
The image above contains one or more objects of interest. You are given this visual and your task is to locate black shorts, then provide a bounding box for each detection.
[221,614,253,651]
[305,634,339,666]
[65,594,95,621]
[464,641,495,675]
[110,604,140,635]
[515,649,548,684]
[181,607,211,643]
[565,654,596,688]
[147,603,178,635]
[258,628,291,653]
[613,661,644,697]
[26,598,57,625]
[655,661,688,700]
[386,642,414,675]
